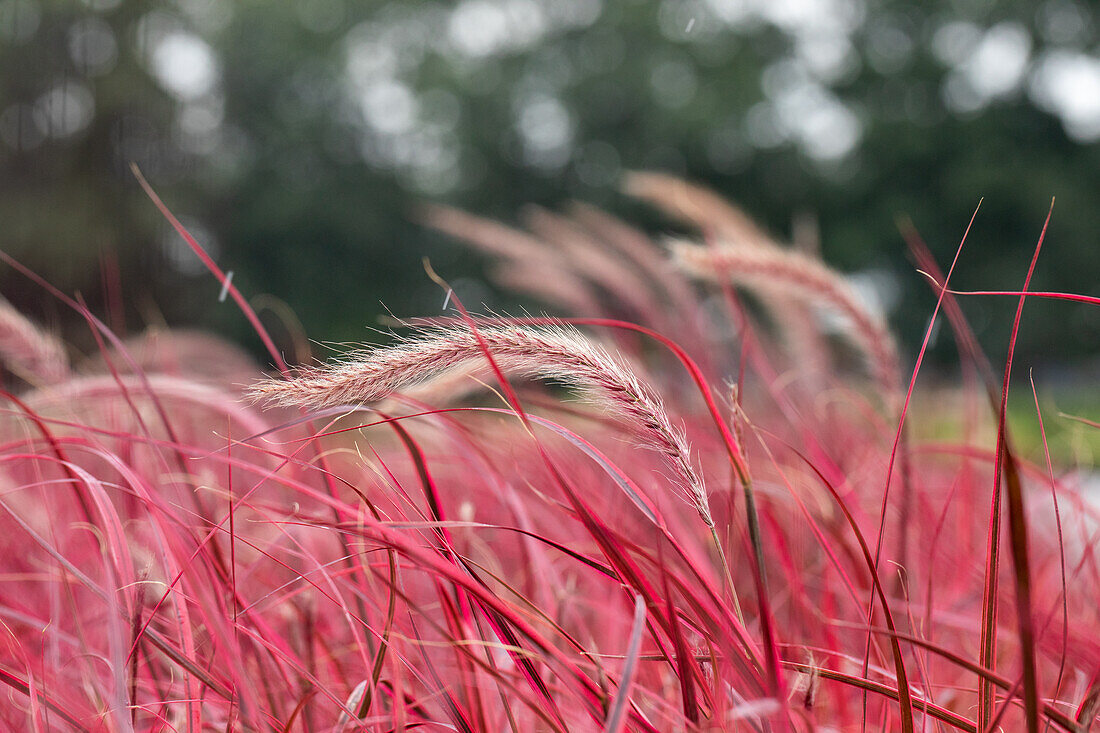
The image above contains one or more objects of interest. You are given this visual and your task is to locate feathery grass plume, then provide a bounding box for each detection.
[670,239,901,396]
[249,323,713,526]
[422,202,680,338]
[0,296,69,385]
[491,263,604,316]
[623,170,777,247]
[420,203,557,264]
[566,202,703,319]
[421,204,604,315]
[623,173,833,387]
[520,205,664,323]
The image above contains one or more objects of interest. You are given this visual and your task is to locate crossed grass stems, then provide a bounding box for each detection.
[0,171,1092,731]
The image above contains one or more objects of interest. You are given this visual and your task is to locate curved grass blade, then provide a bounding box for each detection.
[605,595,648,733]
[979,199,1053,733]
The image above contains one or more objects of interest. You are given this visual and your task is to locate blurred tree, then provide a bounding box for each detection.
[0,1,180,337]
[1,0,1098,369]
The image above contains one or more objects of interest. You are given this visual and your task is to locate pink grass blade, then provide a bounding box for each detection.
[1028,372,1070,725]
[0,254,207,501]
[604,594,647,733]
[915,285,1100,307]
[781,661,975,732]
[1076,684,1100,728]
[0,389,96,522]
[0,666,90,731]
[356,497,399,720]
[348,314,574,731]
[872,202,980,567]
[901,216,999,396]
[857,200,981,731]
[422,296,774,703]
[523,413,663,527]
[658,560,700,723]
[129,165,287,374]
[402,311,783,700]
[797,453,915,732]
[362,516,612,722]
[280,688,318,733]
[0,484,236,702]
[979,199,1053,733]
[1058,412,1099,429]
[840,623,1079,731]
[384,415,492,728]
[398,469,561,727]
[983,675,1025,733]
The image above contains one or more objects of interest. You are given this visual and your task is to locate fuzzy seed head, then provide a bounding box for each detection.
[249,324,713,525]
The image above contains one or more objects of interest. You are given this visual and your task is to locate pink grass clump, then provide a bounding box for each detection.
[0,176,1096,733]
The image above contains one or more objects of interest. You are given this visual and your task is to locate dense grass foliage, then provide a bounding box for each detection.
[0,179,1097,731]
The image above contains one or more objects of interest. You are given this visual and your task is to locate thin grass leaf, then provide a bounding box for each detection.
[658,555,701,724]
[980,199,1053,733]
[1029,372,1070,730]
[915,285,1100,307]
[0,666,90,732]
[130,165,287,374]
[781,661,975,732]
[604,594,648,733]
[796,453,915,732]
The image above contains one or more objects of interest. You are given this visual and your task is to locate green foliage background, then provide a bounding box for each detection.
[2,0,1098,370]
